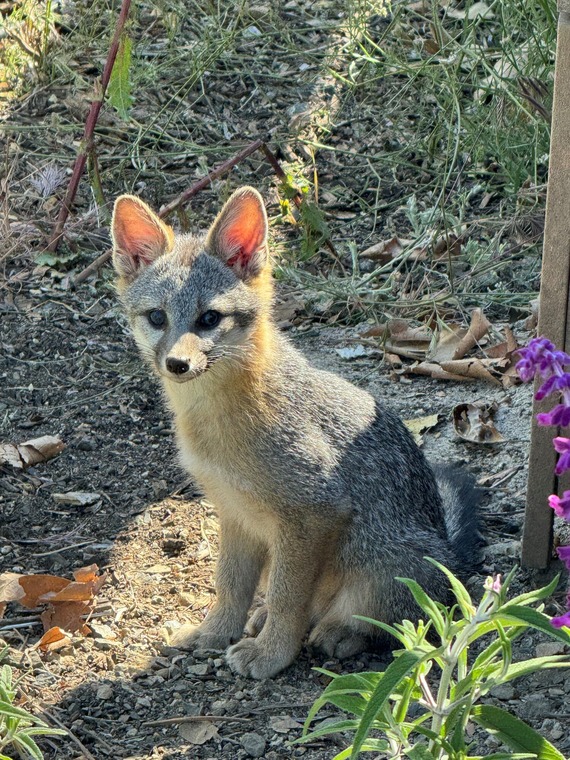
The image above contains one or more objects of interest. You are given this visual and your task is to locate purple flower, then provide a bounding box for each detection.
[557,544,570,571]
[536,404,570,427]
[516,337,570,382]
[553,437,570,475]
[548,491,570,520]
[551,610,570,629]
[535,373,570,401]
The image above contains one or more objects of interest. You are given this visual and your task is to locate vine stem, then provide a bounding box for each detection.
[47,0,132,252]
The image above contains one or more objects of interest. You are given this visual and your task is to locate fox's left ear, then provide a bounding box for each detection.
[111,195,174,283]
[206,187,268,280]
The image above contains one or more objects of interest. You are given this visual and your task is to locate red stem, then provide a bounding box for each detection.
[47,0,132,252]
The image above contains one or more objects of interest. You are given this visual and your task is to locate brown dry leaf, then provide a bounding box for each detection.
[179,722,219,745]
[440,359,502,385]
[453,402,504,444]
[18,575,71,608]
[41,581,99,603]
[37,626,71,652]
[41,601,92,635]
[389,319,432,343]
[0,573,26,606]
[0,435,65,469]
[404,414,439,446]
[73,564,100,583]
[359,236,410,262]
[428,324,466,363]
[408,361,474,382]
[452,308,491,360]
[0,602,6,619]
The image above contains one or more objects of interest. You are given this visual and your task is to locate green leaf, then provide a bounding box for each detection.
[406,744,434,760]
[497,605,570,644]
[467,755,537,760]
[297,718,362,743]
[471,705,565,760]
[107,34,133,119]
[486,656,570,690]
[505,576,560,608]
[425,558,475,618]
[333,740,391,760]
[12,732,43,760]
[351,650,423,757]
[396,578,446,636]
[0,754,15,760]
[0,699,37,721]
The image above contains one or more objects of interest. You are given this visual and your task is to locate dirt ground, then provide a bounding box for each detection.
[1,285,570,758]
[0,0,568,757]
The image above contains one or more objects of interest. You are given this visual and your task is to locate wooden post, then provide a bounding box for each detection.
[522,0,570,567]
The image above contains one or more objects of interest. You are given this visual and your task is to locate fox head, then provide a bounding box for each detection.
[111,187,273,384]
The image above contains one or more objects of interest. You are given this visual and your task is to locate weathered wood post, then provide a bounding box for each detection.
[522,0,570,567]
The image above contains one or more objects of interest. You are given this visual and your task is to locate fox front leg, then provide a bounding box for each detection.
[226,524,329,678]
[170,519,265,652]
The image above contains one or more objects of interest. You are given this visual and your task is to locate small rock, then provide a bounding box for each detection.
[240,732,266,758]
[535,641,567,657]
[96,684,113,700]
[93,638,120,651]
[490,683,515,700]
[77,436,96,451]
[187,662,211,676]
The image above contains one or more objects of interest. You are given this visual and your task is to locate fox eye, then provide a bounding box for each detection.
[148,309,167,328]
[197,310,222,329]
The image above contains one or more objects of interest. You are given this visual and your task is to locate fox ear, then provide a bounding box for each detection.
[206,187,268,280]
[111,195,174,282]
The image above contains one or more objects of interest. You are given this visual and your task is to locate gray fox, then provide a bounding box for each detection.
[111,187,480,679]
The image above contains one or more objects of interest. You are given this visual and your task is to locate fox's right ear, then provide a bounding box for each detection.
[111,195,174,282]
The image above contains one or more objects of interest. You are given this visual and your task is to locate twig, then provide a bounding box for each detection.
[158,139,264,217]
[47,0,132,252]
[39,706,98,760]
[143,714,251,727]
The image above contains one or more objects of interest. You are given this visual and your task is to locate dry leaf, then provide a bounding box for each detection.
[0,435,64,469]
[37,626,71,652]
[452,308,491,360]
[440,358,502,385]
[52,492,101,506]
[359,236,410,262]
[41,602,91,635]
[179,722,219,745]
[453,402,504,444]
[18,575,71,608]
[408,361,474,382]
[404,414,439,446]
[447,1,494,19]
[270,715,303,733]
[428,324,466,363]
[73,564,100,583]
[0,573,26,606]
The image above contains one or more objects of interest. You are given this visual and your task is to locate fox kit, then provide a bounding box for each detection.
[111,187,480,679]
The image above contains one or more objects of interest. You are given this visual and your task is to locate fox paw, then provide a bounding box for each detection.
[308,624,368,659]
[245,605,268,636]
[168,623,232,653]
[226,637,294,679]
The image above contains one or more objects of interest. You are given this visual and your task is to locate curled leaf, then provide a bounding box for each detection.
[0,435,65,469]
[453,402,504,444]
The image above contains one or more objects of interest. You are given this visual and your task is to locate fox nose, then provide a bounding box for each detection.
[166,357,190,375]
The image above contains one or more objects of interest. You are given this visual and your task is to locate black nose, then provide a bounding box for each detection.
[166,357,189,375]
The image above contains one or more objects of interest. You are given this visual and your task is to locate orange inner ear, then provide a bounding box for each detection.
[114,199,171,264]
[224,196,266,262]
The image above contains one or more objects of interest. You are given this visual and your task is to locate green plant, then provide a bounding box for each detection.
[298,562,570,759]
[0,648,65,760]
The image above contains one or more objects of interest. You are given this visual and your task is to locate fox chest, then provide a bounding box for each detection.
[177,438,278,543]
